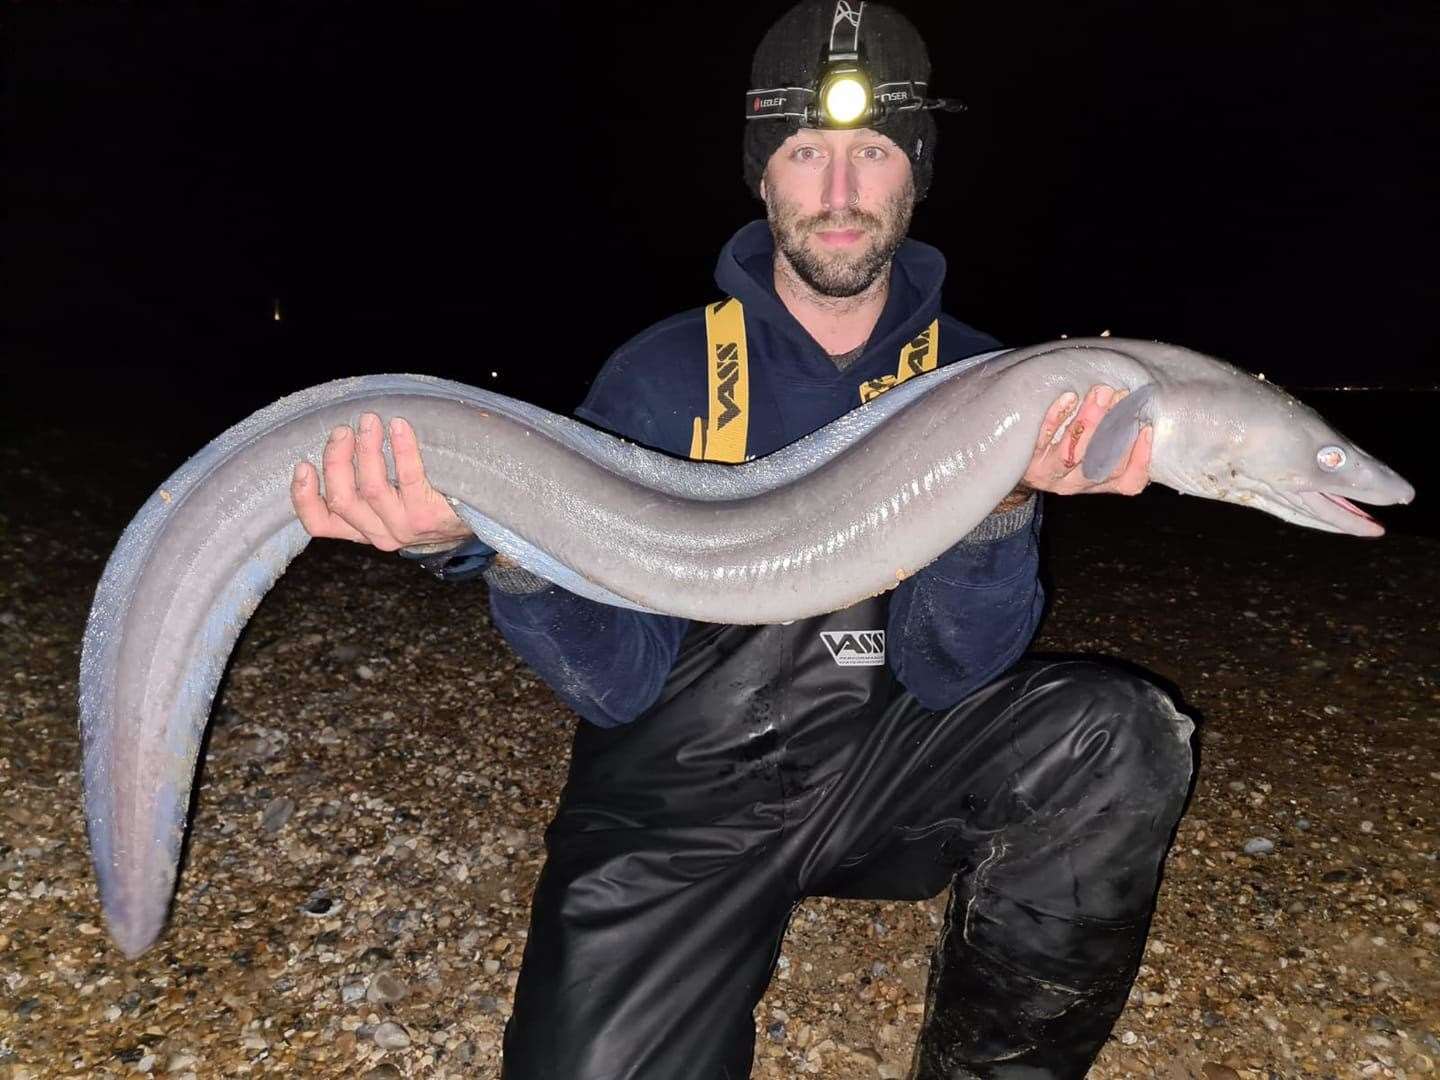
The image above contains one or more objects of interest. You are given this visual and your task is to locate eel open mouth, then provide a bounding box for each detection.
[1320,492,1377,523]
[1297,486,1412,537]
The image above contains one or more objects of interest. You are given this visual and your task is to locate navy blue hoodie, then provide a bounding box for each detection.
[482,221,1044,727]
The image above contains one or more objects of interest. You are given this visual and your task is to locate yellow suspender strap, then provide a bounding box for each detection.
[691,299,942,459]
[691,297,751,462]
[858,319,940,404]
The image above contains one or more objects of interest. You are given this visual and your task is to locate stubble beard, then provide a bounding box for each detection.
[766,176,916,299]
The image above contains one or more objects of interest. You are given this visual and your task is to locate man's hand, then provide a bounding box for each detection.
[1021,385,1153,497]
[290,412,475,552]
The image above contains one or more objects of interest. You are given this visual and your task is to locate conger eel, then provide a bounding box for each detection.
[78,337,1415,957]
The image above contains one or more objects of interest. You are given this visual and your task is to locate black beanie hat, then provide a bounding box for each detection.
[743,1,937,201]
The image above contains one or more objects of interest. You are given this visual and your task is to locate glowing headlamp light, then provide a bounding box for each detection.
[817,66,871,127]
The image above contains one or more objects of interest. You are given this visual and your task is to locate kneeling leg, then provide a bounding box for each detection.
[911,660,1194,1080]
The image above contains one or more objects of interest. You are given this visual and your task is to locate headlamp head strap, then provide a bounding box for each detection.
[744,80,929,120]
[828,0,863,61]
[746,85,815,122]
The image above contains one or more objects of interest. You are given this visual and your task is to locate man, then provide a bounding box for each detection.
[291,4,1190,1077]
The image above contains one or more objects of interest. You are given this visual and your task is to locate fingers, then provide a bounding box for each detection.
[290,457,367,542]
[308,421,396,547]
[1023,390,1085,490]
[290,413,472,550]
[1061,385,1117,470]
[389,415,470,538]
[1024,385,1151,495]
[1035,391,1079,452]
[389,416,429,500]
[351,413,412,549]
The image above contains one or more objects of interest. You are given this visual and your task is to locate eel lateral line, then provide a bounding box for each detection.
[78,338,1414,957]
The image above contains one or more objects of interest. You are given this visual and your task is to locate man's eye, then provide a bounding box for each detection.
[793,146,823,162]
[857,146,887,161]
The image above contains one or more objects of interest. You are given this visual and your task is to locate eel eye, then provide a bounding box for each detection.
[1317,445,1347,471]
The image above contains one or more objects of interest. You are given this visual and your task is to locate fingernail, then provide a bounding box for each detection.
[1095,387,1114,407]
[292,463,306,482]
[329,425,347,443]
[360,412,376,433]
[390,417,406,436]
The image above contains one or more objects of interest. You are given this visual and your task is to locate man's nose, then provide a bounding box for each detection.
[821,157,857,213]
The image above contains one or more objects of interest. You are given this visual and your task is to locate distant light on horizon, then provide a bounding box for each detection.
[490,370,499,379]
[272,298,281,322]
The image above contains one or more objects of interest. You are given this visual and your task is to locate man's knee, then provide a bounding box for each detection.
[1007,659,1194,808]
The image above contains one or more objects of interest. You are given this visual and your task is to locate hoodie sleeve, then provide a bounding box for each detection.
[487,584,689,728]
[485,328,700,728]
[886,491,1046,710]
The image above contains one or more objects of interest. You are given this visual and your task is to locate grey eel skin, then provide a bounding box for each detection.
[78,337,1414,958]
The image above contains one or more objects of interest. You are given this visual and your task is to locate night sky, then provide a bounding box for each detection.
[5,1,1438,442]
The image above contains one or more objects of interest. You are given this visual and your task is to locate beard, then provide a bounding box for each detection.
[766,176,915,298]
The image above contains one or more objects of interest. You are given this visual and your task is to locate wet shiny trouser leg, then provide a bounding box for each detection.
[501,658,1193,1079]
[891,662,1196,1080]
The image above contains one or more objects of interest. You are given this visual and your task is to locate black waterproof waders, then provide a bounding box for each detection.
[501,601,1193,1079]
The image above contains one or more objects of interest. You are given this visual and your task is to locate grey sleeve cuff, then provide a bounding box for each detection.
[960,492,1038,545]
[483,563,553,595]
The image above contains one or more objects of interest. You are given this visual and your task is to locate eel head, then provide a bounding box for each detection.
[1156,381,1414,536]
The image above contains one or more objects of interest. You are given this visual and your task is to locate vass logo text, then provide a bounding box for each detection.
[713,342,742,428]
[819,630,886,667]
[903,325,932,376]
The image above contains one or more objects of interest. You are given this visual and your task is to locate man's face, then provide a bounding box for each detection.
[761,127,915,298]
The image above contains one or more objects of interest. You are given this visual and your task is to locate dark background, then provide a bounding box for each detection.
[4,0,1438,451]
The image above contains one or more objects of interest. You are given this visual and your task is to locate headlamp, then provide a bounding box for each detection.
[745,1,964,130]
[817,66,871,126]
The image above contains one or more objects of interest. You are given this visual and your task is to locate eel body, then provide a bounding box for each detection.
[78,338,1414,957]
